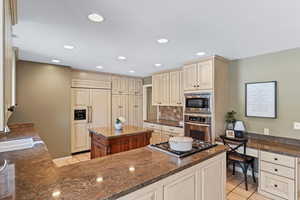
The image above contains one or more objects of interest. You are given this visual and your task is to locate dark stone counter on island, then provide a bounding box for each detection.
[0,124,226,200]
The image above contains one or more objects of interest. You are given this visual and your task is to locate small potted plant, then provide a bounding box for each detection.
[225,110,236,130]
[115,117,126,130]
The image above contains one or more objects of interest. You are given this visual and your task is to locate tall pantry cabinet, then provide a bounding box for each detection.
[112,76,143,126]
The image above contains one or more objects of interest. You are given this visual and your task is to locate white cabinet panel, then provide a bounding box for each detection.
[260,171,295,200]
[72,88,90,107]
[71,123,90,152]
[112,76,129,94]
[164,172,197,200]
[183,64,198,91]
[198,155,226,200]
[90,89,111,127]
[129,78,143,95]
[260,151,295,168]
[197,60,213,90]
[112,95,129,125]
[129,95,143,127]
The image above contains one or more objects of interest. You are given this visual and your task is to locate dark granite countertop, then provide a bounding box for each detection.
[144,119,183,128]
[216,133,300,157]
[89,125,152,139]
[0,124,226,200]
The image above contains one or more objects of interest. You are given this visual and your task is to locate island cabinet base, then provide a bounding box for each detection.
[91,131,152,159]
[118,152,226,200]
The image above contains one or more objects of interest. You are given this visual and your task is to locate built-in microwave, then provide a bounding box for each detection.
[185,93,211,114]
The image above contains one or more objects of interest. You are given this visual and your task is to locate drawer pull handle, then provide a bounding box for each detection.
[274,169,278,172]
[274,184,278,188]
[274,158,278,161]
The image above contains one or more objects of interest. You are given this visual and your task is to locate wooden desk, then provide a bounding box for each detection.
[89,126,152,159]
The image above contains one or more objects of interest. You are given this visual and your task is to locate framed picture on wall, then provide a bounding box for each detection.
[245,81,277,118]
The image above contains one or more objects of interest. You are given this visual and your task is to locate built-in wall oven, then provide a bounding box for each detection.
[184,114,212,142]
[185,93,211,114]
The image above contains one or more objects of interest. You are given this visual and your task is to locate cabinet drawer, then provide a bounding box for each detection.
[261,161,295,180]
[260,171,295,200]
[143,123,162,131]
[260,151,295,168]
[161,125,183,135]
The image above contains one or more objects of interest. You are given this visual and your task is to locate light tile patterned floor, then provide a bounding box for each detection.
[226,170,272,200]
[53,153,272,200]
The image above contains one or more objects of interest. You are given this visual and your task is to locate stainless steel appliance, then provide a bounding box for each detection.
[184,93,211,114]
[184,114,212,142]
[149,140,217,158]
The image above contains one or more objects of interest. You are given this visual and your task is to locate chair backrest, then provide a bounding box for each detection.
[220,135,248,155]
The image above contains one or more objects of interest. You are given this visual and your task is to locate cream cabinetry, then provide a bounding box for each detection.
[112,95,129,125]
[183,64,198,91]
[118,152,226,200]
[152,70,183,106]
[169,71,183,106]
[183,60,213,91]
[128,95,143,127]
[129,78,143,95]
[112,76,129,94]
[152,73,170,106]
[258,151,299,200]
[71,88,111,153]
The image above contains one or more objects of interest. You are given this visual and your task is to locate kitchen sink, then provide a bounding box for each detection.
[0,138,34,153]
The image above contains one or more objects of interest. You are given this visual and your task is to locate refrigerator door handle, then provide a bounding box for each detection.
[90,106,93,123]
[87,106,91,123]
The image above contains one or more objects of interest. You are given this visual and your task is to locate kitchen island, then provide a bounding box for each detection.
[0,124,227,200]
[89,126,153,159]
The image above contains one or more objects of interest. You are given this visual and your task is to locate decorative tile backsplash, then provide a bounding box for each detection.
[159,106,183,121]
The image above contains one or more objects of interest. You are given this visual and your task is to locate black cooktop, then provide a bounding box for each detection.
[150,140,217,158]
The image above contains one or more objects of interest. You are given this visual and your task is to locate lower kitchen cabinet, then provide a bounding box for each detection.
[71,123,90,153]
[118,152,226,200]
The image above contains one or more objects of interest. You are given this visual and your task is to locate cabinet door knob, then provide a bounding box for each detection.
[274,158,278,161]
[274,169,278,172]
[274,184,278,188]
[193,85,196,87]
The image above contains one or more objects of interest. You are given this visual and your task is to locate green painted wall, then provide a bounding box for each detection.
[229,48,300,139]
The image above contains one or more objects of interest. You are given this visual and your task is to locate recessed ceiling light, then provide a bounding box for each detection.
[129,70,135,73]
[52,59,61,63]
[88,13,104,23]
[117,56,127,60]
[157,38,169,44]
[196,52,206,56]
[155,63,162,67]
[96,66,103,69]
[63,45,75,50]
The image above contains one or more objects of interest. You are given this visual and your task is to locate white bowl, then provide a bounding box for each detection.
[169,137,193,152]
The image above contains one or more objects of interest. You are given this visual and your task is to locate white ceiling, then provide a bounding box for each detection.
[14,0,300,77]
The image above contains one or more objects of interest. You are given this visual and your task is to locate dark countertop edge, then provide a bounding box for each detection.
[143,120,183,128]
[89,128,153,139]
[105,147,227,200]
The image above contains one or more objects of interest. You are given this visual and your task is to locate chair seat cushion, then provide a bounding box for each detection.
[228,152,254,163]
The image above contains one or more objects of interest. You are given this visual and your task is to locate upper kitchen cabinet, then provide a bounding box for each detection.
[169,71,183,106]
[112,76,129,95]
[183,60,213,91]
[129,78,143,95]
[152,73,170,106]
[152,70,183,107]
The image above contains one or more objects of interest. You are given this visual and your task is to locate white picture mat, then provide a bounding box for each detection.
[246,82,276,118]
